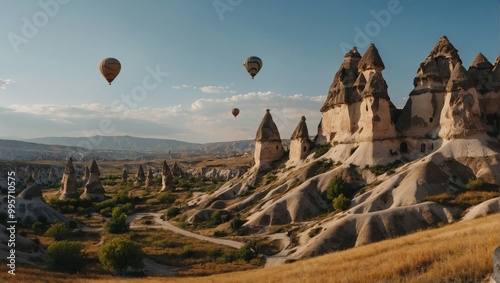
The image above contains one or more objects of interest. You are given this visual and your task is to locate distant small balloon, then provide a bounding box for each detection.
[243,56,262,79]
[99,58,121,85]
[231,108,240,118]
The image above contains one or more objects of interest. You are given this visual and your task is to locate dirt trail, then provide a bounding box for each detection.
[129,213,244,249]
[264,233,292,268]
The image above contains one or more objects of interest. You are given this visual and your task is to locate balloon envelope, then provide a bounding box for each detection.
[243,56,262,79]
[231,108,240,118]
[99,58,121,85]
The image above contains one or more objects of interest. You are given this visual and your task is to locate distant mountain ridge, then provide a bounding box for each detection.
[0,136,268,161]
[23,135,198,151]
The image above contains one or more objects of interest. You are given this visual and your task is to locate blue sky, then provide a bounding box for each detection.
[0,0,498,143]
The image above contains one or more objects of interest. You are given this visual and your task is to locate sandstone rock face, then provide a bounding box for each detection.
[320,44,396,143]
[80,160,105,200]
[145,168,154,187]
[290,116,311,161]
[469,53,500,136]
[172,162,184,178]
[59,157,79,200]
[135,165,146,186]
[438,63,485,139]
[161,161,174,192]
[254,109,284,167]
[18,176,43,201]
[396,36,461,138]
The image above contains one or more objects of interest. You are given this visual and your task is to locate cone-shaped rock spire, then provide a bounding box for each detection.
[290,116,311,161]
[80,160,106,200]
[135,165,146,186]
[255,109,282,142]
[161,161,174,192]
[358,44,385,72]
[145,168,154,187]
[254,109,284,167]
[321,47,362,111]
[59,157,79,200]
[439,62,485,139]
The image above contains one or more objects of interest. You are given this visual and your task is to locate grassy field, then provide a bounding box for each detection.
[2,213,498,283]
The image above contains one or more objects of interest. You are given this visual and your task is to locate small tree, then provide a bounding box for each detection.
[105,207,129,234]
[327,176,347,201]
[333,193,350,211]
[45,222,70,241]
[47,240,85,273]
[32,221,45,235]
[98,237,145,276]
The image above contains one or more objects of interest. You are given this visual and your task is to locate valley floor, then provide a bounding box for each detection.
[2,213,498,283]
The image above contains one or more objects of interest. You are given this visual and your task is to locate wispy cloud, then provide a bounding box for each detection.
[171,84,196,90]
[0,79,13,90]
[172,84,237,94]
[199,85,237,94]
[1,91,326,143]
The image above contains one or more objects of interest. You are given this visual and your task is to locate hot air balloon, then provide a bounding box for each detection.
[243,56,262,79]
[231,108,240,118]
[99,58,121,85]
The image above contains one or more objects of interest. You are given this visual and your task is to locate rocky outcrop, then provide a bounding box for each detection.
[135,165,146,186]
[145,168,154,187]
[320,44,396,143]
[59,157,79,200]
[438,63,485,139]
[80,160,106,200]
[396,36,461,138]
[187,167,247,181]
[289,116,311,161]
[254,109,284,167]
[172,162,184,178]
[18,176,43,201]
[161,161,174,192]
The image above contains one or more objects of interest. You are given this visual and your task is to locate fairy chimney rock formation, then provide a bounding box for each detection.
[80,160,106,200]
[254,109,284,167]
[320,44,396,143]
[59,157,79,200]
[172,162,183,178]
[122,168,128,183]
[145,168,154,187]
[396,36,462,138]
[135,165,146,186]
[161,161,174,192]
[438,63,485,139]
[47,167,57,186]
[18,175,43,201]
[290,116,311,161]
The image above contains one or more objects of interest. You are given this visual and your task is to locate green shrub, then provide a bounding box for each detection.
[239,241,260,262]
[45,222,70,241]
[327,176,348,201]
[47,240,85,273]
[156,192,177,204]
[313,144,331,158]
[333,194,351,211]
[213,230,227,237]
[99,238,144,276]
[105,207,129,234]
[166,207,181,219]
[230,216,246,231]
[465,178,487,191]
[308,227,322,238]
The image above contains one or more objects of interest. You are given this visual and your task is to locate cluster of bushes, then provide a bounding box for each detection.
[326,176,352,211]
[313,144,331,158]
[206,241,261,264]
[96,190,135,216]
[105,207,129,234]
[48,197,93,215]
[368,160,402,176]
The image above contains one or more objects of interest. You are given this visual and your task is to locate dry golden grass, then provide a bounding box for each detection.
[2,214,498,282]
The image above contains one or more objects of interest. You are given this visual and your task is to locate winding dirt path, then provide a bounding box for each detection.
[129,212,244,249]
[264,232,292,267]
